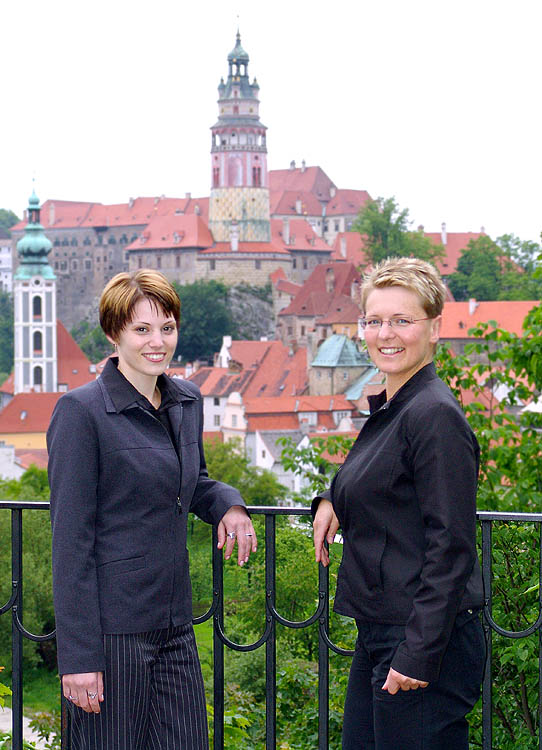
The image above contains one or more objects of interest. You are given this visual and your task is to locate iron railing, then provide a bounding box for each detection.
[1,501,541,749]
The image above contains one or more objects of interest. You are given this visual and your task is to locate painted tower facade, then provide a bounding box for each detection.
[13,190,57,394]
[208,32,271,242]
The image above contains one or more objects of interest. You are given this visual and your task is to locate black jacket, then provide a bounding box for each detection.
[318,363,483,682]
[48,358,244,675]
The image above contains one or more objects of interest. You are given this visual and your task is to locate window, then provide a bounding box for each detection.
[176,255,181,268]
[292,259,297,269]
[255,259,261,270]
[213,397,220,406]
[85,260,92,270]
[71,237,78,246]
[262,450,266,459]
[33,366,43,386]
[287,326,293,336]
[303,258,308,270]
[210,260,216,271]
[108,235,116,245]
[32,296,42,319]
[334,221,340,232]
[232,414,238,427]
[71,259,78,271]
[84,237,91,246]
[300,326,305,336]
[213,167,220,187]
[343,371,349,379]
[33,331,43,354]
[214,415,220,426]
[252,166,261,186]
[157,256,162,269]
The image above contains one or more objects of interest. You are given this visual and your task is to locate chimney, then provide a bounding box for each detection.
[441,222,447,246]
[480,225,485,234]
[468,298,479,315]
[230,222,239,252]
[351,279,360,301]
[282,217,290,245]
[289,160,296,170]
[340,236,347,258]
[325,267,335,293]
[301,160,306,173]
[49,202,55,226]
[194,203,201,215]
[417,224,424,232]
[295,198,302,215]
[128,197,134,209]
[185,192,191,200]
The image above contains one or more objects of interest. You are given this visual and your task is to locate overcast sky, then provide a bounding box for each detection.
[3,0,541,242]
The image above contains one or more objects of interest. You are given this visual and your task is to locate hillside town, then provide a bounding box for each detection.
[0,32,539,494]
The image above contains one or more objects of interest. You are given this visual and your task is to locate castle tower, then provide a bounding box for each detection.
[13,189,57,394]
[208,31,271,242]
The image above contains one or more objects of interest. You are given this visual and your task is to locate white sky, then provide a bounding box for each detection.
[3,0,541,242]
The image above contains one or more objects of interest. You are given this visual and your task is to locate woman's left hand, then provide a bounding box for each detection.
[217,505,257,566]
[382,667,429,694]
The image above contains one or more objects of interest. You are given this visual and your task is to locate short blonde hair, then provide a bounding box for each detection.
[99,270,181,341]
[361,257,446,318]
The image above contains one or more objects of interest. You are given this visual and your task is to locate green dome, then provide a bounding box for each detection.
[228,31,249,61]
[14,189,55,280]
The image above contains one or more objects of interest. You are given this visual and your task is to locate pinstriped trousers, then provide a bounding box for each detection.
[67,623,209,750]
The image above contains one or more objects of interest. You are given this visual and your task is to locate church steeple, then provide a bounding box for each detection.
[13,188,57,393]
[208,31,270,243]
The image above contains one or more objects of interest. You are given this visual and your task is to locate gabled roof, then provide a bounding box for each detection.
[326,189,371,216]
[57,320,95,389]
[311,335,368,367]
[243,394,354,415]
[269,166,335,199]
[270,190,325,216]
[331,231,371,267]
[270,218,329,252]
[188,366,256,398]
[125,214,213,251]
[424,232,483,275]
[227,340,276,368]
[11,196,210,232]
[279,262,361,317]
[440,300,539,338]
[241,341,308,398]
[15,448,48,470]
[318,297,361,325]
[257,429,304,461]
[0,393,63,433]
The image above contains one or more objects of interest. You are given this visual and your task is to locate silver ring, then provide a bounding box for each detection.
[68,695,75,701]
[228,531,236,539]
[245,533,253,536]
[87,692,97,699]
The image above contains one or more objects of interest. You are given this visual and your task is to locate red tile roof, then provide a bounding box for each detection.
[188,366,256,397]
[331,232,371,267]
[326,189,371,216]
[247,414,301,431]
[279,262,361,317]
[57,321,95,389]
[270,190,326,216]
[270,218,329,252]
[440,300,539,338]
[0,393,63,433]
[241,342,308,398]
[269,166,335,199]
[0,373,14,395]
[15,448,48,470]
[243,394,354,415]
[125,214,213,251]
[424,232,483,275]
[318,297,361,325]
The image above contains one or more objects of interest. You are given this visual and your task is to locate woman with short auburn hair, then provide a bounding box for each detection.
[313,257,485,749]
[48,269,256,749]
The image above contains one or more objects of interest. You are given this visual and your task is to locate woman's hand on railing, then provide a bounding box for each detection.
[217,505,257,566]
[313,499,340,567]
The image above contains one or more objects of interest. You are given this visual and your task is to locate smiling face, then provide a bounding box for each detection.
[364,286,441,398]
[107,297,178,392]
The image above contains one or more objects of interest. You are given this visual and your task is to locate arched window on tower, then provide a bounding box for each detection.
[233,105,239,115]
[252,167,261,187]
[33,296,42,320]
[213,167,220,187]
[33,366,43,389]
[33,331,43,355]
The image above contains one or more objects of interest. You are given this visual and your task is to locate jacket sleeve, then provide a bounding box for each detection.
[188,393,246,524]
[390,401,479,683]
[47,394,106,675]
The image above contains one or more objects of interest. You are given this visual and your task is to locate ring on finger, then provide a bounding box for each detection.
[245,533,253,536]
[228,531,236,539]
[68,695,75,701]
[87,692,98,699]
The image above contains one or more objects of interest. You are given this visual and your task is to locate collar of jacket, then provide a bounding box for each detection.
[367,361,438,415]
[98,356,198,414]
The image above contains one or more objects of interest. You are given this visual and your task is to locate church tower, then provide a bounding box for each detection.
[13,189,57,394]
[208,31,271,242]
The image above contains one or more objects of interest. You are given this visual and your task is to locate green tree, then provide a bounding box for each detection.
[0,292,14,382]
[70,320,112,363]
[352,197,444,265]
[173,280,238,362]
[0,209,19,235]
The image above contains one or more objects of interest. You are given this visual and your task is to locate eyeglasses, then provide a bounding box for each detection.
[359,316,432,330]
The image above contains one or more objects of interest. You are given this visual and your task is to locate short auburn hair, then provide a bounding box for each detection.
[99,270,181,341]
[361,257,446,318]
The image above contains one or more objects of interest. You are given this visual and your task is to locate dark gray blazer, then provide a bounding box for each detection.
[48,358,244,675]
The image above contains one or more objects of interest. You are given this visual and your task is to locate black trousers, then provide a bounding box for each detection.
[342,611,485,750]
[67,623,208,750]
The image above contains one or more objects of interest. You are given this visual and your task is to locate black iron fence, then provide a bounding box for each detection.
[1,501,542,749]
